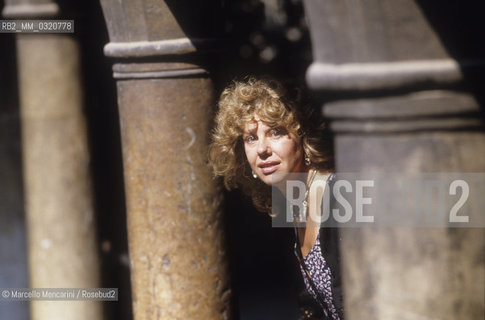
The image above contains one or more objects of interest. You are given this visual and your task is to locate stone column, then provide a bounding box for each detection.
[303,0,484,319]
[2,1,103,320]
[99,1,230,319]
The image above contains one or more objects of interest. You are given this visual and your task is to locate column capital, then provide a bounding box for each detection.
[2,2,59,19]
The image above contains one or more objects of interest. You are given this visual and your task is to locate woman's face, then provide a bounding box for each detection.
[242,116,307,185]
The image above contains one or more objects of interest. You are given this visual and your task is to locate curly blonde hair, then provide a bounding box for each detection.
[209,77,333,213]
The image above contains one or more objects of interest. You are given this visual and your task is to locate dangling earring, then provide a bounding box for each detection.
[252,170,258,179]
[304,155,311,166]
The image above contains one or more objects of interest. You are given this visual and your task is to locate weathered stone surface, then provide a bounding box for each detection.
[303,0,485,319]
[117,78,230,320]
[100,0,230,318]
[15,33,102,320]
[336,131,485,320]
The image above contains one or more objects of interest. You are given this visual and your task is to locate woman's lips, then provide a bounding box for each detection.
[258,162,280,174]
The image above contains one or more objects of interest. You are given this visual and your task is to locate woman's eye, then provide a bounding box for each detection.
[271,128,283,137]
[244,135,255,143]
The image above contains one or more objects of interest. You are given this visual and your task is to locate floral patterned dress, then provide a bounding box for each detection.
[295,229,340,320]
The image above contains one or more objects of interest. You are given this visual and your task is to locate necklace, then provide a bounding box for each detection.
[299,169,317,222]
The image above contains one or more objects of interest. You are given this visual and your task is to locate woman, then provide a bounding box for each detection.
[209,77,343,320]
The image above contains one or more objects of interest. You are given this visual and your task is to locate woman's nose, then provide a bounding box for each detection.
[257,137,271,156]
